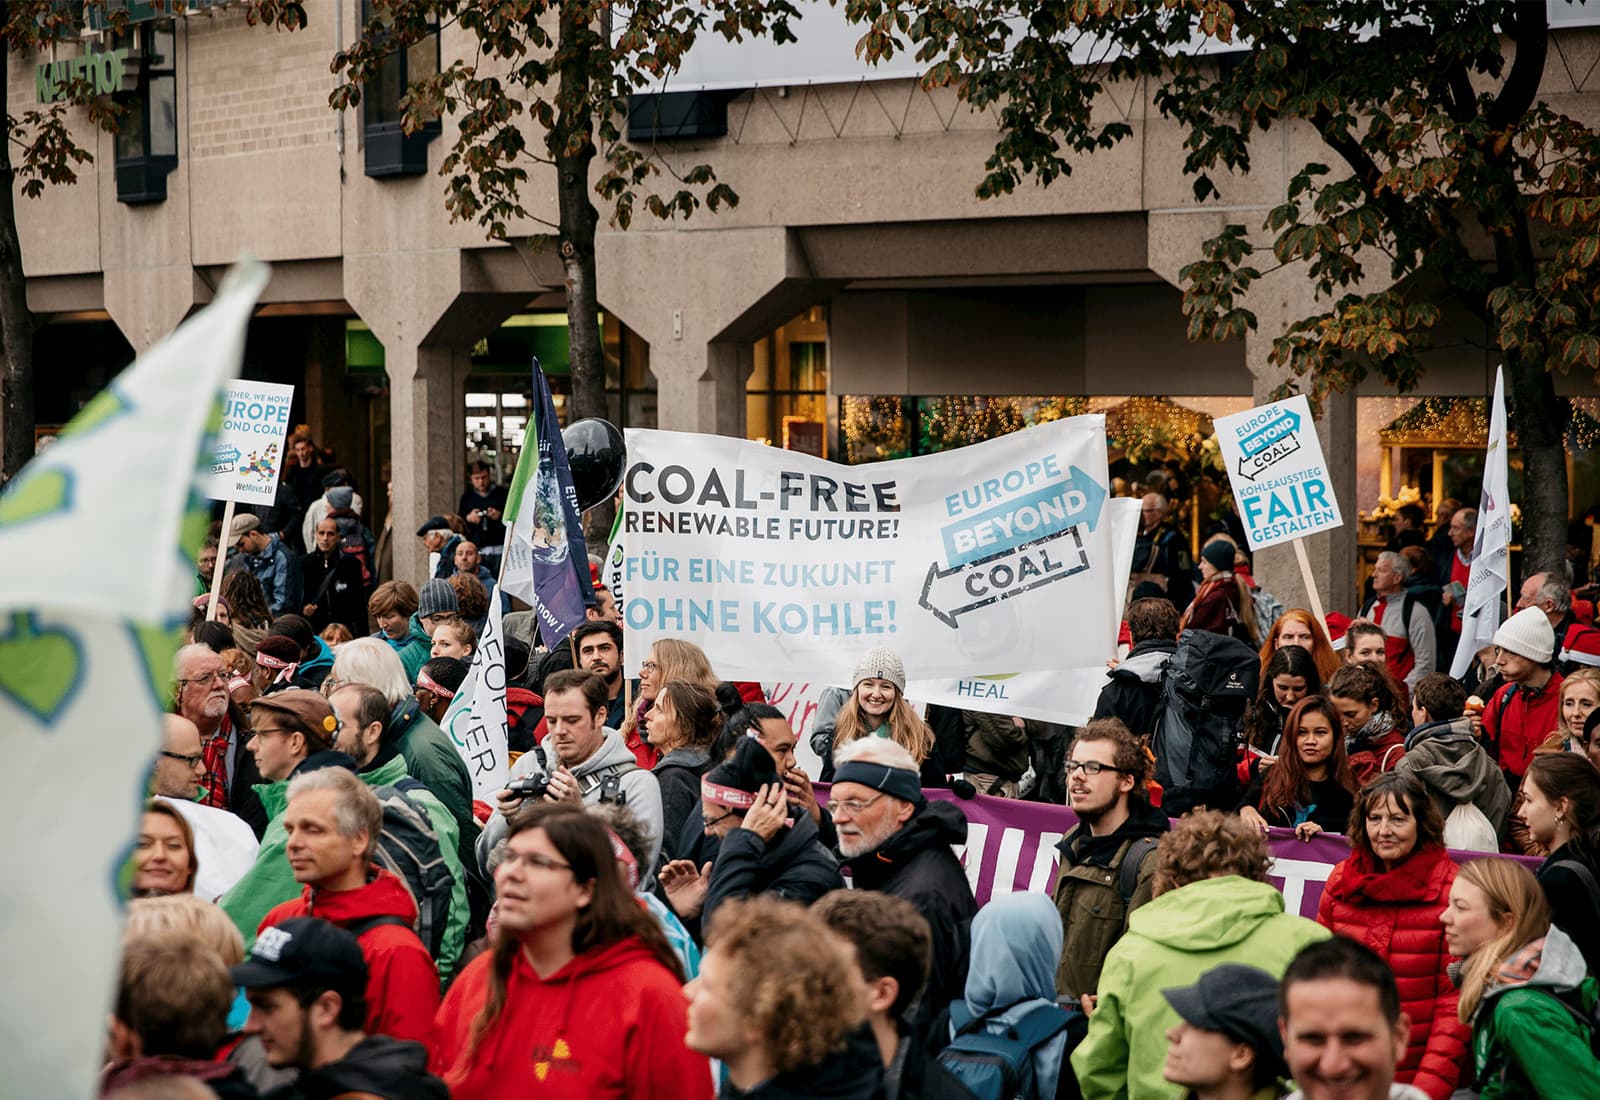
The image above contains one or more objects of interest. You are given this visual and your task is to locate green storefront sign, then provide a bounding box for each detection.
[36,47,129,102]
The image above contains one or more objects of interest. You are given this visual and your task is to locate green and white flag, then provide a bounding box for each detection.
[0,261,268,1098]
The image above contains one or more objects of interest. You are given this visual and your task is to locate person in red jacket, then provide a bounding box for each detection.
[430,801,712,1100]
[258,767,440,1046]
[1480,606,1563,784]
[1315,772,1469,1099]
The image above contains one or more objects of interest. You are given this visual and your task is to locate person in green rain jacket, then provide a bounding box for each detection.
[1071,811,1330,1100]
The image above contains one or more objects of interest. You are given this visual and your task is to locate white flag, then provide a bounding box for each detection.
[441,596,510,805]
[0,260,268,1099]
[1452,367,1512,678]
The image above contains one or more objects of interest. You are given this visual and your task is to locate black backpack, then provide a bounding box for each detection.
[938,1000,1073,1100]
[1152,629,1260,816]
[368,778,455,962]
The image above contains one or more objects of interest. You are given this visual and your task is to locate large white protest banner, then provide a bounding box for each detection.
[0,261,267,1100]
[1215,395,1343,552]
[204,379,294,505]
[619,418,1118,683]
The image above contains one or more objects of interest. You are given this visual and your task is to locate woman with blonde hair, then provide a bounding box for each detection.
[131,801,199,897]
[1257,607,1341,684]
[622,637,719,770]
[821,646,943,788]
[1537,667,1600,754]
[1440,857,1600,1096]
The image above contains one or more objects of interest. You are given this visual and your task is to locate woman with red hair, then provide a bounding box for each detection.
[1258,607,1341,684]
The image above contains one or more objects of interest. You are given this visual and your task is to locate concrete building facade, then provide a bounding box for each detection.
[15,3,1600,603]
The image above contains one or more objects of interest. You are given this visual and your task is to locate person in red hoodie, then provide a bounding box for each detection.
[1328,662,1410,787]
[1480,606,1563,786]
[431,801,712,1100]
[258,766,440,1045]
[1315,772,1469,1100]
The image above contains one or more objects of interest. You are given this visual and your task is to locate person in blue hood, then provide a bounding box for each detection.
[948,892,1070,1100]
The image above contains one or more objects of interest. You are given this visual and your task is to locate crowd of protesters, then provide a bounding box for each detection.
[105,461,1600,1100]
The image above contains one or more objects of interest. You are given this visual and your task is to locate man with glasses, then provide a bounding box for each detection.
[1051,718,1169,1010]
[1132,493,1194,611]
[152,713,262,901]
[174,642,267,836]
[220,689,347,944]
[481,669,665,872]
[830,736,975,1046]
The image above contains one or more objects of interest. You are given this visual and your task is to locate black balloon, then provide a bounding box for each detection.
[562,418,626,512]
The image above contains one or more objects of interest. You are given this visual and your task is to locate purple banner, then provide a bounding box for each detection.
[819,785,1536,920]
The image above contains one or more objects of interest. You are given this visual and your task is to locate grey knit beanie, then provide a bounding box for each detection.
[852,645,906,692]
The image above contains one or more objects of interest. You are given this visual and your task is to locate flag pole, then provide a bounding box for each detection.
[1291,538,1326,627]
[206,499,235,621]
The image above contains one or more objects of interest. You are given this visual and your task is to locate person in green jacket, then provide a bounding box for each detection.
[367,580,431,682]
[1070,810,1330,1100]
[219,688,470,979]
[1442,856,1600,1099]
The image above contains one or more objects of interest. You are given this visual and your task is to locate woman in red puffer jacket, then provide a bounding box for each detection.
[1315,772,1469,1100]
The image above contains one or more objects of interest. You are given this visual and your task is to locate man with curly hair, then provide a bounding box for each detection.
[1071,810,1330,1100]
[686,896,883,1099]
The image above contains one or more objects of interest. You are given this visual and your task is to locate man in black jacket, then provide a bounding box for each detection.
[831,737,976,1047]
[1095,597,1180,737]
[300,516,369,638]
[232,917,447,1100]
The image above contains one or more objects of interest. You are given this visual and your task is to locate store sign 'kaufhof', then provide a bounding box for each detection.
[35,48,131,103]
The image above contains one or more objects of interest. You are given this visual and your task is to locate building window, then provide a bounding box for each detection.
[603,314,657,429]
[748,307,828,456]
[362,0,440,178]
[114,23,177,204]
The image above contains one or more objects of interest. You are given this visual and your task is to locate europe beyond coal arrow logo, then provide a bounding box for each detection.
[1235,431,1302,482]
[1233,406,1303,482]
[920,527,1090,629]
[940,465,1108,568]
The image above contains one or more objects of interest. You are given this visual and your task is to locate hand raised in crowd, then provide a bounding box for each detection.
[782,765,822,824]
[739,783,788,842]
[545,765,581,805]
[659,859,712,920]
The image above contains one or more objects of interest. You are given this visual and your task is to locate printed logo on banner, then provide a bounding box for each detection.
[1214,395,1344,552]
[922,457,1108,629]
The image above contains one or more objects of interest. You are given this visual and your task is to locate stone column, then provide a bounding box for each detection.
[345,249,547,585]
[598,227,828,434]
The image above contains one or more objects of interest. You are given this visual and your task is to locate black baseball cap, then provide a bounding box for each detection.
[231,917,368,993]
[1162,963,1286,1078]
[415,515,452,537]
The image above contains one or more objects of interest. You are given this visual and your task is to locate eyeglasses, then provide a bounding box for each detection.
[640,660,659,673]
[1065,761,1127,777]
[177,670,229,687]
[828,792,888,818]
[251,727,296,739]
[159,750,204,767]
[319,676,349,697]
[500,850,573,874]
[703,807,742,829]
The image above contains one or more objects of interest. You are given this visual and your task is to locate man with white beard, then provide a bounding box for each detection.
[830,737,975,1047]
[174,643,268,835]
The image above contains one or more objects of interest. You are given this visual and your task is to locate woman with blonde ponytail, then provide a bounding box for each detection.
[1439,858,1599,1097]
